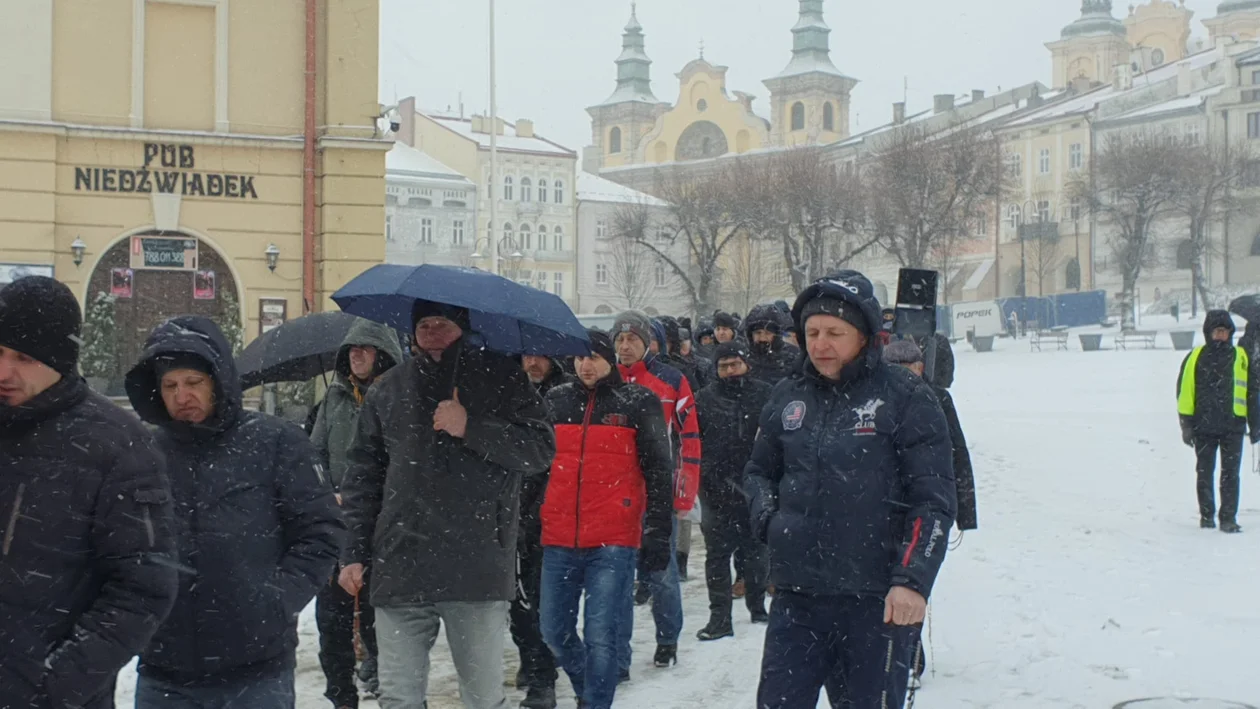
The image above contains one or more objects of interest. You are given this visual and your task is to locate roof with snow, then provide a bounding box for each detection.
[1102,84,1223,123]
[422,113,577,158]
[386,143,471,185]
[577,172,669,207]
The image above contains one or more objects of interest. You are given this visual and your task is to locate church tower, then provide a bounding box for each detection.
[1204,0,1260,43]
[587,4,666,169]
[1124,0,1193,68]
[1047,1,1131,89]
[762,0,858,147]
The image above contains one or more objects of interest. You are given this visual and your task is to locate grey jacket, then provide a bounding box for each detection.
[340,342,556,605]
[310,319,404,490]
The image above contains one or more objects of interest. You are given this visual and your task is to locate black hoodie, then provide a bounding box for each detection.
[125,316,343,686]
[1177,310,1260,439]
[744,303,800,386]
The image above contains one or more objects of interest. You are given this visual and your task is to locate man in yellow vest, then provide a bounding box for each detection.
[1177,310,1259,533]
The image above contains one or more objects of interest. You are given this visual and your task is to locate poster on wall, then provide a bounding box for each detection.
[193,270,216,300]
[259,298,287,335]
[0,263,54,287]
[110,268,134,298]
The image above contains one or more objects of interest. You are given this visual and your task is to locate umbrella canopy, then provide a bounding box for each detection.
[1229,294,1260,324]
[332,264,590,356]
[236,311,363,389]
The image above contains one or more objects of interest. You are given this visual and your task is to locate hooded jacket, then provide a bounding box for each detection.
[744,303,800,387]
[310,318,404,490]
[339,342,556,605]
[125,316,343,685]
[695,371,774,516]
[1,376,177,709]
[746,271,957,599]
[1177,310,1260,440]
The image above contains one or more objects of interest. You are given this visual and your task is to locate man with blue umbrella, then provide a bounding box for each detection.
[338,301,556,709]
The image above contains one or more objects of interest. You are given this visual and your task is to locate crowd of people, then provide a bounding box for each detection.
[0,269,979,709]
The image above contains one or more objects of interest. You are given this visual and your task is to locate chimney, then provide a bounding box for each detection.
[893,102,906,124]
[971,89,986,103]
[516,119,535,138]
[933,94,955,114]
[471,115,486,134]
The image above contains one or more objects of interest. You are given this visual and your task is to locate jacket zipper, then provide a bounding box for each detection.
[574,389,596,548]
[2,483,25,557]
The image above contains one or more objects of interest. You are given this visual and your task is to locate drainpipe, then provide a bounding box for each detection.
[302,0,318,314]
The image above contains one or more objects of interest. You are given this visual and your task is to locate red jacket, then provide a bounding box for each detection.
[541,377,674,549]
[618,355,702,513]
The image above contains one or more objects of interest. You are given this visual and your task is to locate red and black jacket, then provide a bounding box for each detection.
[541,372,674,550]
[618,355,702,513]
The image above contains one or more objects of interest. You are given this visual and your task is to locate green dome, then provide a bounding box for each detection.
[1219,0,1260,13]
[1062,0,1124,38]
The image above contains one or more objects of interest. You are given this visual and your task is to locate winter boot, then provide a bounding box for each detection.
[676,552,689,582]
[696,618,734,641]
[357,657,380,697]
[1201,517,1217,529]
[520,685,557,709]
[749,608,769,624]
[653,644,678,668]
[618,668,631,685]
[731,579,746,599]
[1221,520,1243,534]
[634,580,651,606]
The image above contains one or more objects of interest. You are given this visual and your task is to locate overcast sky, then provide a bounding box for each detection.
[379,0,1225,151]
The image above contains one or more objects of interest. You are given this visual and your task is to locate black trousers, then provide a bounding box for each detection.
[701,504,767,621]
[510,533,557,690]
[317,568,376,708]
[1195,434,1244,523]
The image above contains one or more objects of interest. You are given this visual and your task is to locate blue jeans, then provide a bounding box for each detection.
[134,669,295,709]
[618,518,683,672]
[540,545,637,709]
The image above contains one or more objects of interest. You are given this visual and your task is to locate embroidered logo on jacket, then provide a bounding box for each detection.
[781,401,807,431]
[602,413,629,427]
[852,398,885,435]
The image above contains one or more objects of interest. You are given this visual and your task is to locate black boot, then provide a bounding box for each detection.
[618,668,631,684]
[653,644,677,668]
[1201,517,1217,529]
[1221,520,1243,534]
[696,617,734,641]
[749,608,769,624]
[520,685,556,709]
[676,552,689,582]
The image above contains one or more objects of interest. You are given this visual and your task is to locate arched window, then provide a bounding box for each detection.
[521,178,532,203]
[503,222,513,248]
[823,102,835,132]
[790,102,805,131]
[538,179,548,203]
[537,225,548,250]
[554,180,565,204]
[1065,258,1082,291]
[553,226,564,251]
[520,223,532,250]
[610,127,622,154]
[1176,239,1194,270]
[503,176,514,201]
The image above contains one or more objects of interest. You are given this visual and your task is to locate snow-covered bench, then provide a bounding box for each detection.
[1115,330,1157,350]
[1030,329,1069,351]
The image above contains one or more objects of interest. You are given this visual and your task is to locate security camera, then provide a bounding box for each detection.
[390,120,401,133]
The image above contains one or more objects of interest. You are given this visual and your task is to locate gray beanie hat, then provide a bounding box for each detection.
[612,310,653,349]
[883,339,924,366]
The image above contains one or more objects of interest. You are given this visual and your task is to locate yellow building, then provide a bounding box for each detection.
[1049,0,1195,89]
[0,0,386,384]
[1204,0,1260,42]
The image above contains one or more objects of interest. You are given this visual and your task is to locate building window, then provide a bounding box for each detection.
[790,102,805,131]
[596,220,607,239]
[975,212,987,236]
[385,214,393,242]
[537,225,548,250]
[504,176,514,200]
[520,223,532,250]
[1250,113,1260,139]
[553,226,564,251]
[610,127,622,154]
[420,218,434,244]
[1006,204,1021,228]
[697,99,708,112]
[1185,122,1201,146]
[1176,240,1194,270]
[1068,197,1082,223]
[553,272,563,297]
[521,178,532,202]
[596,262,609,285]
[503,222,513,246]
[538,179,548,203]
[823,103,835,132]
[554,180,565,204]
[1069,143,1083,171]
[452,220,465,245]
[655,264,667,287]
[1038,149,1051,175]
[1007,152,1022,178]
[1036,200,1051,223]
[656,226,670,243]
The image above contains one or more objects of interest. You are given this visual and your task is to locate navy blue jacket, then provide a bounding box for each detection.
[745,271,957,600]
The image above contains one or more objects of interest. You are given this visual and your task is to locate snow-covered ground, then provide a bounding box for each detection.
[117,340,1260,708]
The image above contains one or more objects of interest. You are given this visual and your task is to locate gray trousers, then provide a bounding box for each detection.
[376,601,510,709]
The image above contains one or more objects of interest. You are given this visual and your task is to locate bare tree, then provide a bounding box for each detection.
[604,206,659,310]
[865,122,1006,269]
[1023,228,1063,298]
[1069,130,1184,329]
[723,233,783,315]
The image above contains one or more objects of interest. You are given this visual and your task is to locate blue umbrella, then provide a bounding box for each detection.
[332,264,590,356]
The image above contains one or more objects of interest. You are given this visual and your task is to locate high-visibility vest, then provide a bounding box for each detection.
[1177,346,1249,418]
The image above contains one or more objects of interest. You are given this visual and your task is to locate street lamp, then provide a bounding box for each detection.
[70,237,87,267]
[265,243,280,272]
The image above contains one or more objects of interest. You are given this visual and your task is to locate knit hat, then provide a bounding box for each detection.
[152,352,214,378]
[883,339,924,366]
[713,341,751,365]
[0,276,82,376]
[411,300,471,332]
[586,328,617,364]
[712,311,738,331]
[612,310,653,348]
[800,296,872,336]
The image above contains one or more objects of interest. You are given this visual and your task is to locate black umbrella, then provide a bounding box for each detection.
[1229,294,1260,324]
[237,311,361,389]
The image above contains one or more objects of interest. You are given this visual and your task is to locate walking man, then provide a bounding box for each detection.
[126,316,344,708]
[339,302,555,709]
[539,330,675,709]
[743,304,800,387]
[1177,310,1259,533]
[0,276,178,709]
[311,318,404,707]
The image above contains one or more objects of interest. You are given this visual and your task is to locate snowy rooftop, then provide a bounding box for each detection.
[1103,84,1224,123]
[385,143,471,185]
[771,53,854,81]
[577,172,669,207]
[423,114,577,158]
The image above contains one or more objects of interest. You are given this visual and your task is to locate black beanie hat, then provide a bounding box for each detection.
[713,311,738,330]
[153,352,214,379]
[0,276,82,376]
[412,300,471,332]
[713,341,751,365]
[586,328,616,364]
[801,296,872,336]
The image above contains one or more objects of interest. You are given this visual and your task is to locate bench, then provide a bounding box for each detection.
[1115,330,1158,350]
[1030,329,1069,351]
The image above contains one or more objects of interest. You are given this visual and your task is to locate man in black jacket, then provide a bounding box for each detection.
[694,342,773,642]
[339,302,555,709]
[743,304,800,387]
[713,311,739,345]
[125,315,342,709]
[0,276,177,709]
[513,356,576,709]
[1177,310,1260,533]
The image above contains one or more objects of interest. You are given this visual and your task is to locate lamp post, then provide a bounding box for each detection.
[70,237,87,268]
[488,0,499,276]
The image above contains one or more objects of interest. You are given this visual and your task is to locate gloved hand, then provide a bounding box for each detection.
[639,525,672,574]
[1182,425,1195,448]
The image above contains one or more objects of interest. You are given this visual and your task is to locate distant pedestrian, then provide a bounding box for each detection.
[712,312,739,345]
[1177,310,1259,533]
[0,276,178,709]
[126,316,343,709]
[743,304,800,387]
[747,271,956,709]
